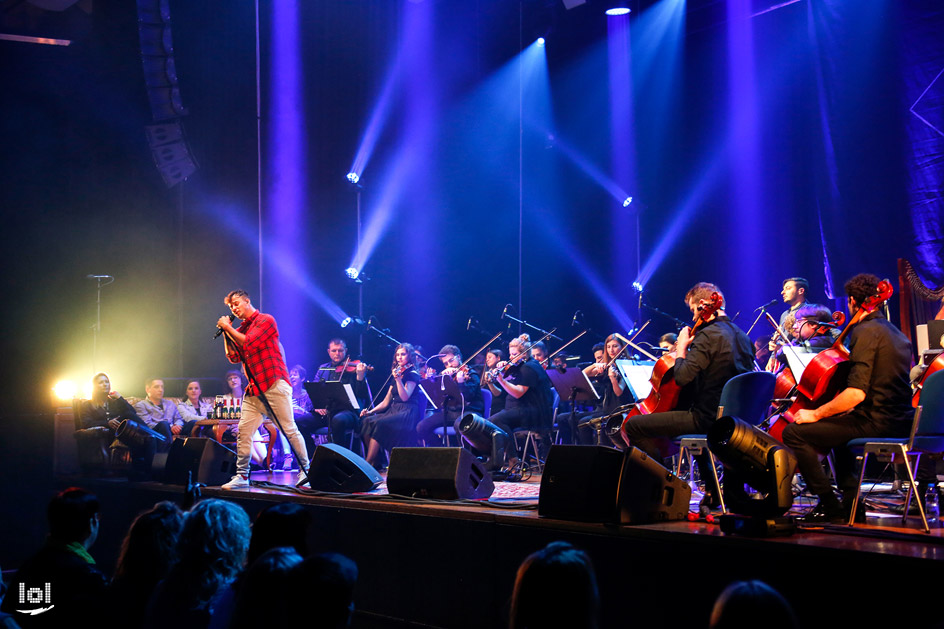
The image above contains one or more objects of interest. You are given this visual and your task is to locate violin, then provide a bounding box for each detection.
[615,292,724,445]
[392,363,413,379]
[329,359,374,374]
[767,280,893,443]
[488,329,558,380]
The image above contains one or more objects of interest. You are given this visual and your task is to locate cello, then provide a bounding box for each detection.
[616,292,725,445]
[767,280,894,442]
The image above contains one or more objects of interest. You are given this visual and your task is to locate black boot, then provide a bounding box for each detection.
[798,494,844,524]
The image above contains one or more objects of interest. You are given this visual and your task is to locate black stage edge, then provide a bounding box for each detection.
[45,476,944,628]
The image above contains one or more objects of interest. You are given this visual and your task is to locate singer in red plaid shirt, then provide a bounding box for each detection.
[217,290,310,488]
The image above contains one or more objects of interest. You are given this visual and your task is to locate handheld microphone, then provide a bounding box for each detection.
[754,299,779,312]
[214,314,236,339]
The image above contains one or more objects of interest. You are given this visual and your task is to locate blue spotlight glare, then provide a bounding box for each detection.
[344,267,360,280]
[632,281,644,292]
[536,37,545,47]
[340,317,352,328]
[622,196,633,207]
[346,172,360,184]
[606,7,631,16]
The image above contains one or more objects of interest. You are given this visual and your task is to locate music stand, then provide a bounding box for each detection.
[303,381,361,415]
[546,367,600,440]
[419,375,465,443]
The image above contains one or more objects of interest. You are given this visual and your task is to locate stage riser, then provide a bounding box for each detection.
[53,480,944,628]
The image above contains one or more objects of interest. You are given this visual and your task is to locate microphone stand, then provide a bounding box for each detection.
[222,329,310,488]
[640,301,687,331]
[502,312,563,341]
[746,301,777,336]
[366,323,402,347]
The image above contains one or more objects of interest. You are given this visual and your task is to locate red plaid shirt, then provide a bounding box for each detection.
[229,311,289,397]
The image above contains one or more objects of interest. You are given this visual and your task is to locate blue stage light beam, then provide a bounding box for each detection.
[348,50,403,184]
[267,0,309,350]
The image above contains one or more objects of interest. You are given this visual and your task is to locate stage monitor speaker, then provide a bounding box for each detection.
[307,443,382,493]
[159,437,236,486]
[387,447,494,500]
[539,445,691,524]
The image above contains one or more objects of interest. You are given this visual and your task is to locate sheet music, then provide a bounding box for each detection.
[783,348,819,382]
[615,359,655,400]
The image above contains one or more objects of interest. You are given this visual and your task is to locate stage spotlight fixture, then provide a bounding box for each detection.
[707,416,797,523]
[53,380,77,401]
[345,267,360,280]
[340,317,367,333]
[346,172,360,184]
[606,7,631,16]
[623,196,633,207]
[632,281,644,293]
[536,37,545,47]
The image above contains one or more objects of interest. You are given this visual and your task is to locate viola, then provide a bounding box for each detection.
[769,280,893,441]
[617,292,725,445]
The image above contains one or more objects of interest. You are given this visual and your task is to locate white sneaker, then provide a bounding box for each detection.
[222,475,250,490]
[296,470,309,487]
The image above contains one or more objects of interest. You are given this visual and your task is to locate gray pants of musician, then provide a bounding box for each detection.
[235,379,310,476]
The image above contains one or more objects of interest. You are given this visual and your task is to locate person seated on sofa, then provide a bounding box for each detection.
[79,373,156,475]
[80,372,140,431]
[134,378,194,448]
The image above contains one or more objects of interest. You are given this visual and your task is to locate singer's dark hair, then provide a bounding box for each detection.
[225,289,250,305]
[782,277,809,294]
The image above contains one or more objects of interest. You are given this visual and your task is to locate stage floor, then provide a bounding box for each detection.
[211,468,944,559]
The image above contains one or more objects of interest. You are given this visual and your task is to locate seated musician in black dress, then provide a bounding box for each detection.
[360,344,422,469]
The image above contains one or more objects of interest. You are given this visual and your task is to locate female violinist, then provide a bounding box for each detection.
[483,348,507,415]
[571,334,634,445]
[360,343,422,470]
[474,334,554,466]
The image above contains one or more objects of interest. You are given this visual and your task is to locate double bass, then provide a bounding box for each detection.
[767,280,894,442]
[615,292,725,445]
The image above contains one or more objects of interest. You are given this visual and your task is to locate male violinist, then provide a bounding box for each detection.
[298,338,370,453]
[783,274,914,523]
[415,344,484,445]
[621,282,754,509]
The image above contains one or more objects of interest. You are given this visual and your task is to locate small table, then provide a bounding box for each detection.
[194,418,279,469]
